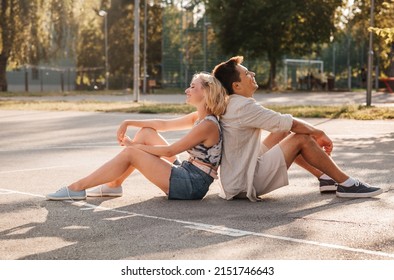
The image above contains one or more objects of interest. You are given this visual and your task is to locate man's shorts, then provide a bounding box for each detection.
[168,161,214,200]
[253,144,289,196]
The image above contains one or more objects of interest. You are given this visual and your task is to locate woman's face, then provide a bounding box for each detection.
[185,77,206,106]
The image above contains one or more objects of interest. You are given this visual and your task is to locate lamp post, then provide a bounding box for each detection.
[133,0,140,102]
[98,10,109,90]
[143,0,148,94]
[366,0,374,106]
[203,16,211,72]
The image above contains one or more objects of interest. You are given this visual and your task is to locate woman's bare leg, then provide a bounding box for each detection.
[68,146,172,194]
[106,127,177,187]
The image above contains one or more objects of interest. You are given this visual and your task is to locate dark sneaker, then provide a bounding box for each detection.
[319,178,337,193]
[336,180,383,198]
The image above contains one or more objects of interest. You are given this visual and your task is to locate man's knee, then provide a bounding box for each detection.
[264,131,291,149]
[290,133,316,148]
[279,133,316,163]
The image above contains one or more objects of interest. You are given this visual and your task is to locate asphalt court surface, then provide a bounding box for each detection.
[0,110,393,260]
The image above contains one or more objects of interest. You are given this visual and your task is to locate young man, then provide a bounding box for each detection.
[212,56,383,202]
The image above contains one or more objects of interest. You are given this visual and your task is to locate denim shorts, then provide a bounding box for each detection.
[168,161,214,200]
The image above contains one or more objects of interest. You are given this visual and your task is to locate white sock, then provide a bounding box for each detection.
[319,174,332,180]
[340,177,356,187]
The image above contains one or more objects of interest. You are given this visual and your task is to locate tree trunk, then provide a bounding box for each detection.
[267,57,277,90]
[387,43,394,77]
[0,53,8,92]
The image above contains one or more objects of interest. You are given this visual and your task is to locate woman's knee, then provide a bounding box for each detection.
[121,146,139,162]
[134,127,157,141]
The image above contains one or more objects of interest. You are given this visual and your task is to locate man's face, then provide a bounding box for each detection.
[234,64,258,97]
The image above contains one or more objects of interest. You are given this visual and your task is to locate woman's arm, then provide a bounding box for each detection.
[127,120,218,158]
[117,112,198,144]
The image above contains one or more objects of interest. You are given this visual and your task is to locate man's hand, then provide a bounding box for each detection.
[314,132,333,156]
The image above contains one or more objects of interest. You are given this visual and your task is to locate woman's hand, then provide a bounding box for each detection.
[117,121,128,144]
[120,135,134,146]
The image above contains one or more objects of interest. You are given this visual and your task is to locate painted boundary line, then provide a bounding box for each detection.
[0,139,182,153]
[1,188,394,259]
[0,165,74,175]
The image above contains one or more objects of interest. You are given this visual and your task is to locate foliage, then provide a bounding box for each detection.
[0,0,165,91]
[370,27,394,44]
[351,0,394,76]
[0,0,74,91]
[205,0,341,88]
[371,0,394,76]
[2,0,394,92]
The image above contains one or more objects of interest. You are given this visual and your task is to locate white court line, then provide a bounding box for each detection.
[0,165,73,175]
[0,139,181,153]
[2,188,394,259]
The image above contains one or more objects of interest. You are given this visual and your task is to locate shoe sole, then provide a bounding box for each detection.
[320,185,337,193]
[46,196,86,200]
[336,188,383,198]
[86,193,123,197]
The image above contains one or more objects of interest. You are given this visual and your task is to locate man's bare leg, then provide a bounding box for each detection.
[263,132,324,178]
[278,134,347,182]
[277,133,382,198]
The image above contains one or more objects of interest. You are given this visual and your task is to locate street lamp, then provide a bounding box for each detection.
[98,10,109,90]
[366,0,375,106]
[143,0,148,94]
[203,16,211,72]
[133,0,140,102]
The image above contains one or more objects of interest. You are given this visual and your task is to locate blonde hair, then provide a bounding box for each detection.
[193,72,228,116]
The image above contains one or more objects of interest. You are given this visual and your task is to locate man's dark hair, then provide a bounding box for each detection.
[212,56,244,95]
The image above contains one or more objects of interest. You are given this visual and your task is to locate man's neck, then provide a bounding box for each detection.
[234,91,253,98]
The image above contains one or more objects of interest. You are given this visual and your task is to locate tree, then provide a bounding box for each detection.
[369,0,394,76]
[0,0,73,91]
[341,0,394,77]
[76,0,164,89]
[0,1,30,91]
[206,0,342,88]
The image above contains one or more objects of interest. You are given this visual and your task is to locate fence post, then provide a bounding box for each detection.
[24,68,29,92]
[60,71,64,92]
[40,69,44,92]
[67,69,71,91]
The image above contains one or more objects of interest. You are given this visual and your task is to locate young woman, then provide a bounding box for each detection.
[46,72,228,200]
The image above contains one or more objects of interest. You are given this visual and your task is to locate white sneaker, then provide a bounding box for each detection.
[87,184,123,197]
[46,186,86,200]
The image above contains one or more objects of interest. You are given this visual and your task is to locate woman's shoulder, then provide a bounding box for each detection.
[204,115,219,121]
[203,115,220,126]
[194,115,220,132]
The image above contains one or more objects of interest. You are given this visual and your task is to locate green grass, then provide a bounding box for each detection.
[0,99,392,119]
[267,105,393,120]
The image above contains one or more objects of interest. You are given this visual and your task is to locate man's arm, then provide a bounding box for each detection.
[291,118,333,155]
